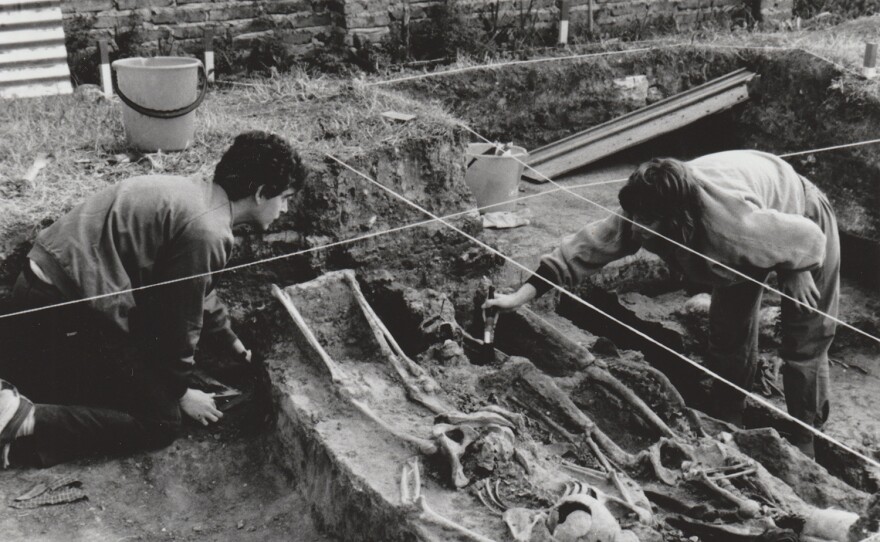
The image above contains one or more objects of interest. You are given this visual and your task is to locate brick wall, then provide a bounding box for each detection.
[61,0,339,61]
[60,0,794,74]
[343,0,795,42]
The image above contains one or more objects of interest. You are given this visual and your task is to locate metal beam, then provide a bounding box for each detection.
[523,68,756,182]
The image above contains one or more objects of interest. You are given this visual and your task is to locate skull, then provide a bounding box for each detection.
[548,494,638,542]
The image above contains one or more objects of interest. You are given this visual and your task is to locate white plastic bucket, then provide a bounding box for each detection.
[464,143,528,213]
[111,57,207,152]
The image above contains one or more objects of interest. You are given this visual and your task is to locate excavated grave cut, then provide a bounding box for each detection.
[262,269,876,542]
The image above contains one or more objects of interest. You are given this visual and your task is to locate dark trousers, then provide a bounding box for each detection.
[708,182,838,450]
[1,266,181,467]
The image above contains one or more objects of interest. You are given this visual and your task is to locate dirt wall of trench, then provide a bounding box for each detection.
[394,46,880,284]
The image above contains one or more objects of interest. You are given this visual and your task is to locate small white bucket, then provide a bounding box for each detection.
[111,57,207,152]
[464,143,528,214]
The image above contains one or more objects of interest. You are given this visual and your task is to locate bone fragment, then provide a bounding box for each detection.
[643,443,679,486]
[503,508,549,542]
[513,447,532,475]
[693,470,761,519]
[434,423,476,488]
[401,461,500,542]
[440,411,516,430]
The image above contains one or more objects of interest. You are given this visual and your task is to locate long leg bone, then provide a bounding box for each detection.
[438,411,516,430]
[272,284,346,384]
[353,398,438,455]
[690,470,762,519]
[584,366,678,439]
[274,284,438,456]
[400,460,500,542]
[341,273,451,415]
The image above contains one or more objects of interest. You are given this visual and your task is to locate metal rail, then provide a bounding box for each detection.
[523,68,756,182]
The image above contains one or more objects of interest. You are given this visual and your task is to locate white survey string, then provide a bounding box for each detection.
[0,178,620,322]
[326,151,880,471]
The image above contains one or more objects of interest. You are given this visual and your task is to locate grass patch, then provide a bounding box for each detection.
[3,15,880,244]
[0,71,457,242]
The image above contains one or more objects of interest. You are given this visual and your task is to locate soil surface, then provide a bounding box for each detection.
[0,379,335,542]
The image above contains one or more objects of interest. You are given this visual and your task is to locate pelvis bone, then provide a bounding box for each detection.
[434,411,517,489]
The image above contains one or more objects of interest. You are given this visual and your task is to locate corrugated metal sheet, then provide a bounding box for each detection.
[0,0,72,99]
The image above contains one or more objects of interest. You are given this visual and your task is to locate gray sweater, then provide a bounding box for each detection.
[528,150,827,294]
[28,175,238,397]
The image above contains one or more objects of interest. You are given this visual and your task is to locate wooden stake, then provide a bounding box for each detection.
[588,0,594,34]
[558,0,570,45]
[98,40,112,98]
[864,42,878,79]
[204,29,215,83]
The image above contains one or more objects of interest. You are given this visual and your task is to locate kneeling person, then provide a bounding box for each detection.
[0,130,307,467]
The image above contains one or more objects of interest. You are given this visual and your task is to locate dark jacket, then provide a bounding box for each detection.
[28,175,238,397]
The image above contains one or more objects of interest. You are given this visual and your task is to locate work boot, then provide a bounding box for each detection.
[785,431,815,459]
[0,380,34,468]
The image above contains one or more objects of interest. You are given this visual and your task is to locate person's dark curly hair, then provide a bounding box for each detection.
[618,157,702,244]
[213,131,306,201]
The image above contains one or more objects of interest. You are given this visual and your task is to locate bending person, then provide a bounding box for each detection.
[0,131,307,467]
[485,150,838,457]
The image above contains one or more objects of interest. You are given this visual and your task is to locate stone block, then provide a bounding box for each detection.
[264,0,311,14]
[170,23,212,40]
[69,0,114,12]
[346,12,390,28]
[93,8,150,29]
[115,0,172,9]
[275,11,332,28]
[151,6,209,24]
[210,4,262,22]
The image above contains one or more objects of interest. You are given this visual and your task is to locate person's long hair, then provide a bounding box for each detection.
[618,158,702,245]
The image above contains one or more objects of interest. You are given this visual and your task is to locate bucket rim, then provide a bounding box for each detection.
[111,57,203,71]
[465,143,529,158]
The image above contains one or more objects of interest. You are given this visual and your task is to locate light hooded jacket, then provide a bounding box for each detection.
[527,150,827,295]
[27,175,238,397]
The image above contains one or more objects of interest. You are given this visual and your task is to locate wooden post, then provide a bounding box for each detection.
[98,39,112,99]
[864,42,878,79]
[557,0,570,45]
[588,0,594,34]
[204,29,215,83]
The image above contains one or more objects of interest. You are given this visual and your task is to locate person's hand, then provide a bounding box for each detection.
[231,338,252,363]
[482,284,538,313]
[180,388,223,426]
[779,271,820,312]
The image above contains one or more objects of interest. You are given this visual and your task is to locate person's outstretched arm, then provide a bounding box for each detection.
[486,212,640,312]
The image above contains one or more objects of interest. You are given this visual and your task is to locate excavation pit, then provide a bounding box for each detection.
[1,39,879,542]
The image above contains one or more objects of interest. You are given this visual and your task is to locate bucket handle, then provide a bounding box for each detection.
[112,61,208,120]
